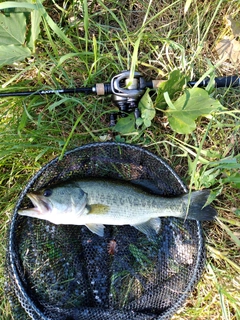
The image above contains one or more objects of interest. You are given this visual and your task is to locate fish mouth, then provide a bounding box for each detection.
[18,193,51,217]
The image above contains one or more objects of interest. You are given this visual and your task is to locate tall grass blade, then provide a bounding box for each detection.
[217,218,240,247]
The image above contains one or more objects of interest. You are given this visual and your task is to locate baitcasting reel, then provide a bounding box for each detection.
[109,71,146,122]
[99,71,160,125]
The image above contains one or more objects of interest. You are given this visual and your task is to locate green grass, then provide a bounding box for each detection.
[0,0,240,319]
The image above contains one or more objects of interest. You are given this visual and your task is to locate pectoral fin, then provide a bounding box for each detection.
[132,218,161,240]
[85,223,105,237]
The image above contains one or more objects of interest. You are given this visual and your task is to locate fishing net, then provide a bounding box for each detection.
[6,142,206,319]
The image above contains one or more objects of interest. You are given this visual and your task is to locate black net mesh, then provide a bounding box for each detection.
[5,142,206,320]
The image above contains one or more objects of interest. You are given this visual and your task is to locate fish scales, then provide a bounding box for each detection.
[81,181,165,209]
[79,181,181,220]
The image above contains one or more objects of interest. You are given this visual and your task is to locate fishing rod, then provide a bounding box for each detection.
[0,71,165,123]
[1,73,239,97]
[0,71,159,98]
[187,75,240,87]
[1,71,239,124]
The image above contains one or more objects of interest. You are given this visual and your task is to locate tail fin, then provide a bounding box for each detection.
[184,190,217,221]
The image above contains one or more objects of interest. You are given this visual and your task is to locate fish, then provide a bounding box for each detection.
[18,179,217,239]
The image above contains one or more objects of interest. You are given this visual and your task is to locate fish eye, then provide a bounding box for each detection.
[43,189,53,197]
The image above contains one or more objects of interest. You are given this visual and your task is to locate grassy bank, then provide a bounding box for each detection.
[0,0,239,318]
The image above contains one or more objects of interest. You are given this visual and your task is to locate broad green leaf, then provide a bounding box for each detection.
[165,87,224,134]
[0,44,31,66]
[135,117,143,127]
[0,0,78,53]
[28,9,42,51]
[0,1,37,10]
[138,88,155,128]
[114,114,136,134]
[168,111,196,134]
[0,1,43,58]
[156,70,187,110]
[0,12,26,45]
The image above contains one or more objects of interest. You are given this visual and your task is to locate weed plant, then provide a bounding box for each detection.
[0,0,239,319]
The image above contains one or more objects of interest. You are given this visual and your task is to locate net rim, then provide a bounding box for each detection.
[7,142,205,320]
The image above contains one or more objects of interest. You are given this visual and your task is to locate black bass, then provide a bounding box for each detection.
[18,179,217,239]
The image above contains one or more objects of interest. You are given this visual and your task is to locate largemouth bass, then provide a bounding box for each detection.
[18,179,217,239]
